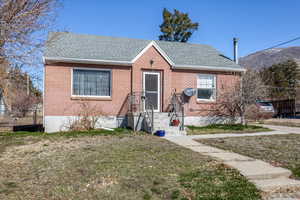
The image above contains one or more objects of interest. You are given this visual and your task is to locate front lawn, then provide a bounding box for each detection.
[0,130,260,199]
[0,128,134,154]
[187,124,271,135]
[199,134,300,179]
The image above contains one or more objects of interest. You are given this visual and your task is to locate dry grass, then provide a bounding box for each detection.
[199,134,300,179]
[0,132,260,199]
[261,118,300,127]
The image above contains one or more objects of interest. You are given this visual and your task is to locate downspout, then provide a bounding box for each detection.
[130,65,133,119]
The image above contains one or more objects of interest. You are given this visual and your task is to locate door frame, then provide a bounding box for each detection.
[143,71,161,112]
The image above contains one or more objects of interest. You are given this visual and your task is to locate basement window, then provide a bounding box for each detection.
[197,74,216,101]
[72,68,111,97]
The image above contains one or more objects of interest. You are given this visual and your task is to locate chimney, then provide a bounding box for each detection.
[233,37,239,64]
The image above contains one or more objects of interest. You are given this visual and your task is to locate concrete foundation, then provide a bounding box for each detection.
[44,115,239,133]
[44,115,126,133]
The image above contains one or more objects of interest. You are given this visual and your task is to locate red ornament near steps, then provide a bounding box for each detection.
[172,119,180,126]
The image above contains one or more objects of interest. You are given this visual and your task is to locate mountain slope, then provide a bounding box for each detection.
[239,46,300,69]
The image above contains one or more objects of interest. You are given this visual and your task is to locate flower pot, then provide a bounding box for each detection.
[172,119,180,126]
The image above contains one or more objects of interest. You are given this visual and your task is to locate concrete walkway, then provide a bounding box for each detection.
[165,125,300,199]
[168,124,300,140]
[261,124,300,134]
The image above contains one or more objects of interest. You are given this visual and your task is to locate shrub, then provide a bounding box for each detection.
[65,101,104,131]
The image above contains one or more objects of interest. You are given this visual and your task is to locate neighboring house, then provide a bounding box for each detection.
[44,32,245,134]
[0,90,6,115]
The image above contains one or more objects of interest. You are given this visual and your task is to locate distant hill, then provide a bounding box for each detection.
[239,46,300,69]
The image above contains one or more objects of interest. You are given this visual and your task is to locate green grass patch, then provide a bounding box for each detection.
[187,124,271,135]
[199,134,300,179]
[177,165,260,199]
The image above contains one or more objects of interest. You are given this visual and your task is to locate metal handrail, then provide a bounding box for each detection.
[144,104,154,134]
[169,92,185,131]
[128,91,154,133]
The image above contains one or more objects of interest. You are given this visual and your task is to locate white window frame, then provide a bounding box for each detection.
[196,74,216,102]
[71,67,112,98]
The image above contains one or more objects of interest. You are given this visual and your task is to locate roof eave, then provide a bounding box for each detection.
[173,64,246,72]
[44,56,133,66]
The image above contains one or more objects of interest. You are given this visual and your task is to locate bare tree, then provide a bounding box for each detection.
[0,0,59,118]
[0,0,59,65]
[6,66,42,117]
[211,70,268,124]
[10,88,40,117]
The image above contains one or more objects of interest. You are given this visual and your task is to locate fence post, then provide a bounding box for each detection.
[33,109,37,125]
[151,105,154,134]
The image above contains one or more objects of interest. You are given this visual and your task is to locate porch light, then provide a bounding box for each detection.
[150,59,154,66]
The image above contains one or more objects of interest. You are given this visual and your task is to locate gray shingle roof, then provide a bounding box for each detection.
[45,32,243,71]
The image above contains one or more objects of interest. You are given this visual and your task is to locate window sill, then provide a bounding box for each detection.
[196,99,216,104]
[71,96,112,101]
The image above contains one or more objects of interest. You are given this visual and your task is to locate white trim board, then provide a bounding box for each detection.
[44,56,132,66]
[173,64,246,72]
[131,41,174,66]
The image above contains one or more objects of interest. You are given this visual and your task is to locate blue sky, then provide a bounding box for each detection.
[57,0,300,59]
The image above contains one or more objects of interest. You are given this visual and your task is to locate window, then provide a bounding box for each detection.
[197,74,216,101]
[72,69,111,97]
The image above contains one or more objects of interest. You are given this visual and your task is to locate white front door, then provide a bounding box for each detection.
[143,72,161,112]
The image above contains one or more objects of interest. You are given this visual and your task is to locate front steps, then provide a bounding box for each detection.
[152,112,186,136]
[128,112,186,136]
[151,112,186,136]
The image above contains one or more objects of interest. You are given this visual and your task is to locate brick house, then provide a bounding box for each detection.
[44,32,245,134]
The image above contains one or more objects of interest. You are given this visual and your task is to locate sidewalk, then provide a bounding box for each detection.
[166,124,300,140]
[260,124,300,134]
[165,128,300,199]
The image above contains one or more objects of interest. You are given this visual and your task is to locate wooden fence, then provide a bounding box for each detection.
[270,99,300,117]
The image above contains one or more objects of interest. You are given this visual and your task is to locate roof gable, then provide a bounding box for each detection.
[131,41,174,66]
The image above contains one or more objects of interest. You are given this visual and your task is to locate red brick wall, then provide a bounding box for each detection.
[132,46,240,116]
[44,63,131,116]
[171,70,240,116]
[44,45,240,117]
[132,46,173,112]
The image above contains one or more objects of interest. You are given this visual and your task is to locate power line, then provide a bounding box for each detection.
[260,36,300,52]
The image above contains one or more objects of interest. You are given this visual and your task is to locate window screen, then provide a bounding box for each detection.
[73,69,111,97]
